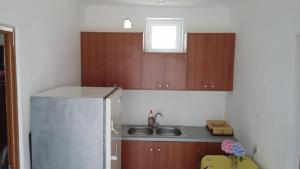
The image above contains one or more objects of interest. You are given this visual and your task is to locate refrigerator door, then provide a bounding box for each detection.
[31,97,104,169]
[105,88,122,169]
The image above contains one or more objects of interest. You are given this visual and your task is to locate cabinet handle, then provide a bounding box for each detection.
[204,84,208,88]
[157,148,161,152]
[150,148,153,152]
[211,84,215,88]
[113,83,117,87]
[158,84,162,88]
[165,83,170,88]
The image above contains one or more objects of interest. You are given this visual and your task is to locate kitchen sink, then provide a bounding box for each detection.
[156,127,182,136]
[128,127,154,136]
[127,126,186,137]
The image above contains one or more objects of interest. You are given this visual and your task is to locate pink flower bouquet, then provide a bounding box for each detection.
[221,139,235,153]
[221,139,246,161]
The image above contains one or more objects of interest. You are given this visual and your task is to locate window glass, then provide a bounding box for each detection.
[146,18,183,52]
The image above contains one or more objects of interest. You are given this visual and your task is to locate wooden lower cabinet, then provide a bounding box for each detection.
[121,141,155,169]
[154,142,197,169]
[204,142,226,155]
[122,141,224,169]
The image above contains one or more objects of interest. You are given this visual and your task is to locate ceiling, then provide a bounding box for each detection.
[80,0,229,7]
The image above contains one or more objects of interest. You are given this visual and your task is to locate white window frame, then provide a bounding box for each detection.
[146,18,183,53]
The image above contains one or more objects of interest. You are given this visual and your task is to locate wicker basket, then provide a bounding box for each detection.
[206,120,234,136]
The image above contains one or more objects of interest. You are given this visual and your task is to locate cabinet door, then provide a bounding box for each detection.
[203,142,226,155]
[187,34,212,90]
[187,33,235,91]
[164,54,187,90]
[121,141,155,169]
[195,143,207,168]
[142,53,165,89]
[81,32,111,86]
[196,142,226,168]
[111,33,142,89]
[210,34,235,91]
[154,142,198,169]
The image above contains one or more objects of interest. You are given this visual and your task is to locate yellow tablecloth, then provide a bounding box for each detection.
[200,155,260,169]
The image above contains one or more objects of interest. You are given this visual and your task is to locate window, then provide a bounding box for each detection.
[146,18,183,53]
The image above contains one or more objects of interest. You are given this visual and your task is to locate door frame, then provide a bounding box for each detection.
[0,24,20,169]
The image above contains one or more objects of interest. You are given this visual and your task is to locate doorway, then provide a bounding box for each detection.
[0,33,8,169]
[0,25,19,169]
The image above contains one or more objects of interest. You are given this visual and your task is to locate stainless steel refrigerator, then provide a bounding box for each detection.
[30,86,122,169]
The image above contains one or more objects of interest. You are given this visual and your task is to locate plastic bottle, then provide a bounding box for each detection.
[148,110,154,127]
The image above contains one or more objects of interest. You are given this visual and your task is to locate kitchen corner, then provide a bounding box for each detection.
[122,125,235,143]
[121,123,236,169]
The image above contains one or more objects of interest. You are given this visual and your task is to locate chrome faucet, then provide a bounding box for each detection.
[150,113,163,129]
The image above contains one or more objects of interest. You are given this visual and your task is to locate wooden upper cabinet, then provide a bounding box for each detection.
[187,34,212,90]
[81,32,142,89]
[111,33,143,89]
[81,32,111,87]
[210,34,235,90]
[142,53,165,89]
[142,53,187,90]
[164,54,187,90]
[187,33,235,91]
[82,32,235,91]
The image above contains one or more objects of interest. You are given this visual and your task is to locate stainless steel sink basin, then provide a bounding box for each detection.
[128,127,154,136]
[127,126,186,137]
[156,127,182,136]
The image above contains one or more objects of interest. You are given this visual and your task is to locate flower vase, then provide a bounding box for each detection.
[229,155,238,169]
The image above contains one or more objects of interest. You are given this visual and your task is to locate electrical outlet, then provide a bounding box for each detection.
[252,145,260,157]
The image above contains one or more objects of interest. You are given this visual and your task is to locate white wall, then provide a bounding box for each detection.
[289,35,300,169]
[0,34,3,45]
[81,4,231,126]
[122,90,226,126]
[81,4,231,33]
[226,0,300,168]
[0,0,81,169]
